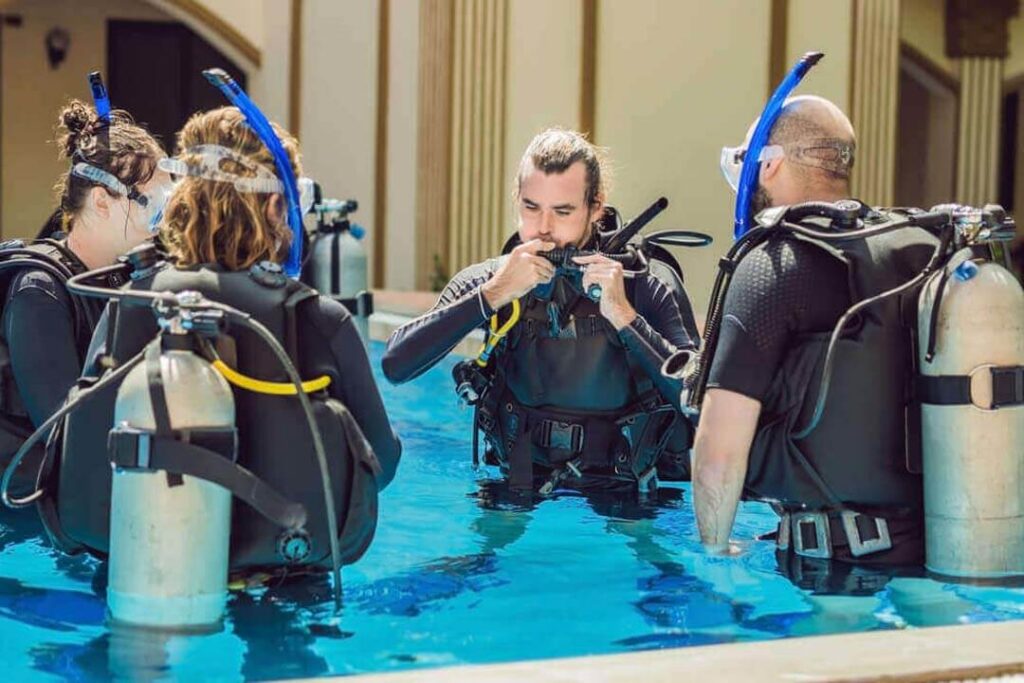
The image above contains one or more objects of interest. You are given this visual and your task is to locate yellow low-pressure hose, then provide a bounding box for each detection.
[212,359,331,395]
[476,298,521,367]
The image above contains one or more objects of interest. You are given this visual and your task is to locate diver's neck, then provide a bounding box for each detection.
[66,221,115,270]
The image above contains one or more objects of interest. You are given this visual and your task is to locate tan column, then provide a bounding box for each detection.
[448,0,509,276]
[955,58,1005,205]
[849,0,900,206]
[415,0,454,290]
[945,0,1020,206]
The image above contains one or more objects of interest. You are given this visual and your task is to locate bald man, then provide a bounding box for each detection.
[693,96,927,569]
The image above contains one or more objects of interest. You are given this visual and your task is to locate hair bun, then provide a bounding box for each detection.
[57,100,99,158]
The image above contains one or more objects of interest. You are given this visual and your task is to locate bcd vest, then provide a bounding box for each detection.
[37,263,381,574]
[743,212,939,516]
[474,277,685,489]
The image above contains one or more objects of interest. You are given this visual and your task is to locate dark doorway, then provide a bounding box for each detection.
[107,20,246,154]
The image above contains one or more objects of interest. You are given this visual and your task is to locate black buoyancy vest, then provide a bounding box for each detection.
[0,239,104,454]
[40,265,380,572]
[479,277,679,485]
[744,215,939,514]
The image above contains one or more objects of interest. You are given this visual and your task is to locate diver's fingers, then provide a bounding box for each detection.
[572,253,611,265]
[518,239,558,254]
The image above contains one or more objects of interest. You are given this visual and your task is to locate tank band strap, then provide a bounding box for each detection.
[917,366,1024,410]
[108,425,308,530]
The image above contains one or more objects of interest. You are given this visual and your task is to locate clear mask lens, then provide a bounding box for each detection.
[719,144,785,193]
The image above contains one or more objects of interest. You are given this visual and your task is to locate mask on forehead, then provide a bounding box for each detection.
[159,145,316,215]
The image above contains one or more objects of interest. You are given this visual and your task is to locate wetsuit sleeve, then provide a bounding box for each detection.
[618,273,697,409]
[306,296,403,488]
[381,259,500,384]
[707,238,850,402]
[3,270,83,427]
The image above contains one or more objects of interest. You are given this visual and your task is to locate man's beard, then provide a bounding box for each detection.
[751,184,773,216]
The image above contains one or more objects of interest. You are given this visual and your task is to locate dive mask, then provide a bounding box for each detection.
[71,162,173,233]
[158,145,316,215]
[719,144,784,193]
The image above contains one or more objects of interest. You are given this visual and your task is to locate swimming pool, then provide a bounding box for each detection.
[2,342,1023,681]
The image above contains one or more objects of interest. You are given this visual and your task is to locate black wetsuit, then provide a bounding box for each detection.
[707,237,848,401]
[383,256,697,394]
[3,269,84,427]
[707,235,924,581]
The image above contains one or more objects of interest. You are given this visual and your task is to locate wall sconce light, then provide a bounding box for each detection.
[45,27,70,70]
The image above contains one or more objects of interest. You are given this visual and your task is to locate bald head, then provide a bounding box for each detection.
[769,95,856,189]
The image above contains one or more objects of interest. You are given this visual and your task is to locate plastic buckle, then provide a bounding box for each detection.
[840,511,892,557]
[791,511,832,559]
[541,420,585,452]
[108,424,152,470]
[990,366,1024,409]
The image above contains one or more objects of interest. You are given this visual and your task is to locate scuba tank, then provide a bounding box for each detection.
[305,195,373,344]
[916,205,1024,580]
[107,299,236,629]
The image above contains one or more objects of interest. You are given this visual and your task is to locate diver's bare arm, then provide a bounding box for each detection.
[692,388,761,552]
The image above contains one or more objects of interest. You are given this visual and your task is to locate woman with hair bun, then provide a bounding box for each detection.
[0,100,167,476]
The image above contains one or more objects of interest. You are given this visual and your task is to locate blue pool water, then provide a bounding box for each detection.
[3,342,1024,681]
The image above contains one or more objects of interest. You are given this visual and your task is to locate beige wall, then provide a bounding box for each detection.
[384,0,420,290]
[900,0,956,78]
[504,0,582,237]
[0,0,169,239]
[787,0,853,113]
[299,0,381,283]
[594,0,771,311]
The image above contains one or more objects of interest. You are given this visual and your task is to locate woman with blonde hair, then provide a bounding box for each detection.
[42,105,401,577]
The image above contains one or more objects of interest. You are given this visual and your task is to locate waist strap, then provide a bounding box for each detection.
[775,510,920,560]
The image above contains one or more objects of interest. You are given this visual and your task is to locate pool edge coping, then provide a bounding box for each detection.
[284,619,1024,683]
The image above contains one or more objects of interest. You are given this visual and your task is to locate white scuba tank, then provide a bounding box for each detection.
[918,247,1024,579]
[107,347,235,629]
[310,221,370,344]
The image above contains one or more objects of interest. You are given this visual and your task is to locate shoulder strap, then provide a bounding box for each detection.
[283,282,319,366]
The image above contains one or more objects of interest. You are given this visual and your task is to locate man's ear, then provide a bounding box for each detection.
[590,193,606,225]
[760,156,783,183]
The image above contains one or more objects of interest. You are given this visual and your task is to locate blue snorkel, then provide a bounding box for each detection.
[203,68,305,278]
[733,51,823,239]
[88,71,111,124]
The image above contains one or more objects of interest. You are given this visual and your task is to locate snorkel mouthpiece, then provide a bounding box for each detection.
[202,68,305,278]
[734,51,824,240]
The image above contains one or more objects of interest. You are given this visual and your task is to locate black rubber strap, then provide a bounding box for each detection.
[330,230,341,294]
[145,340,172,435]
[508,414,533,490]
[283,287,317,369]
[918,367,1024,408]
[109,430,307,529]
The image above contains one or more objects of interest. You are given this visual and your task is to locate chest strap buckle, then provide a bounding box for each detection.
[537,420,585,453]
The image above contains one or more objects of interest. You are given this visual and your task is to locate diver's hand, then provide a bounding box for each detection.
[481,239,557,309]
[574,253,637,329]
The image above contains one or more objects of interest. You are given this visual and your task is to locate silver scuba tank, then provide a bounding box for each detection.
[918,239,1024,579]
[107,335,236,629]
[308,199,371,344]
